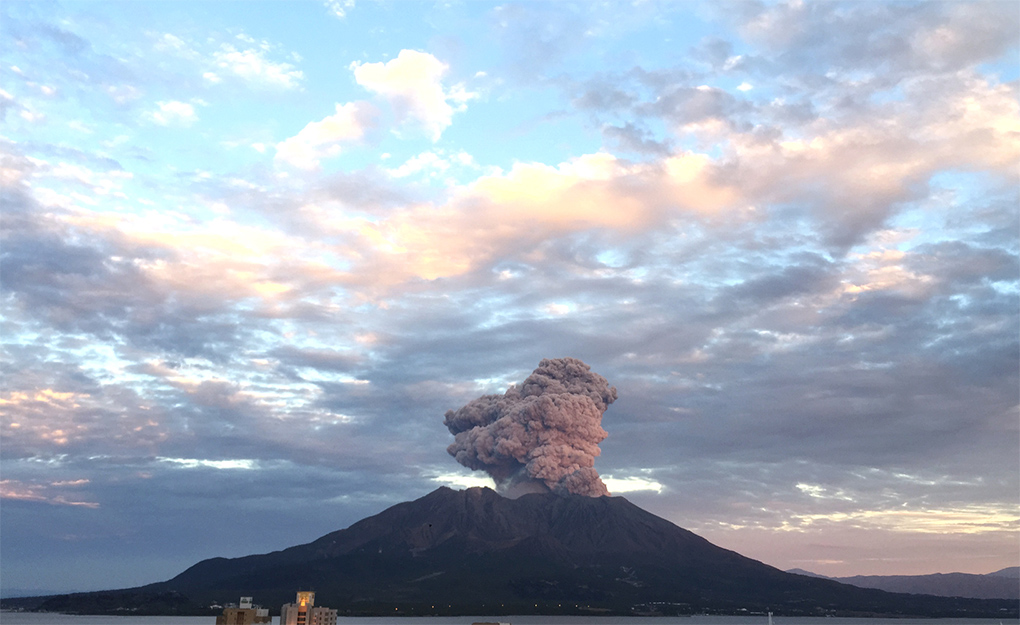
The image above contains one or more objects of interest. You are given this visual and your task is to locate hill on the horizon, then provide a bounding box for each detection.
[786,566,1019,600]
[989,566,1020,577]
[7,487,1018,618]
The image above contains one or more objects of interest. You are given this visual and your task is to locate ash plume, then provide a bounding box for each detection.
[444,357,617,497]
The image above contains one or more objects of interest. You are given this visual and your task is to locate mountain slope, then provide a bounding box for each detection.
[146,487,1014,615]
[16,487,1019,617]
[989,566,1020,578]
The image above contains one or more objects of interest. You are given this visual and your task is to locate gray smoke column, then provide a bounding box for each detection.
[444,357,617,497]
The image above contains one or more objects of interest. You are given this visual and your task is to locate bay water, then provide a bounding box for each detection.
[2,615,1017,625]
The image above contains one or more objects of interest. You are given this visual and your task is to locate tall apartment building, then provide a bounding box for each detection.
[280,591,337,625]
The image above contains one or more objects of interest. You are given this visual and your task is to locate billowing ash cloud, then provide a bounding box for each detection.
[444,357,617,497]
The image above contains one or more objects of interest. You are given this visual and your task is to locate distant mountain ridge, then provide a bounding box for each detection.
[989,566,1020,577]
[5,487,1018,617]
[787,567,1019,600]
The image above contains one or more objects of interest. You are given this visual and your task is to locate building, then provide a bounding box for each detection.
[280,591,337,625]
[215,597,271,625]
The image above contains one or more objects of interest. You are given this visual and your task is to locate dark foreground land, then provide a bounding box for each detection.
[3,487,1017,618]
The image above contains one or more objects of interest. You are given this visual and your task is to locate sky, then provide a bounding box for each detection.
[1,0,1018,597]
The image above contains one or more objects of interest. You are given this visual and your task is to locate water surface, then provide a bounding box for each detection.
[2,614,1017,625]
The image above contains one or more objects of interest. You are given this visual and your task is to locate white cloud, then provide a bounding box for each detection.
[351,50,476,141]
[386,149,478,179]
[325,0,355,19]
[602,475,665,494]
[387,151,450,178]
[106,84,143,104]
[431,472,495,489]
[543,303,572,315]
[151,30,300,89]
[18,105,43,123]
[146,100,198,126]
[213,43,303,90]
[275,101,377,170]
[67,120,92,134]
[157,457,258,470]
[154,32,200,60]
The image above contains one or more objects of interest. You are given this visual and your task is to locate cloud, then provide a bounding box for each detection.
[0,479,99,508]
[147,29,303,91]
[1,178,318,371]
[736,1,1019,78]
[490,3,593,79]
[2,1,1017,593]
[351,50,475,141]
[639,84,752,130]
[386,150,451,178]
[600,123,672,156]
[324,0,355,19]
[157,457,258,470]
[723,72,1020,248]
[602,475,665,494]
[385,149,479,179]
[558,5,1019,251]
[153,33,201,61]
[145,100,198,126]
[0,88,18,121]
[322,150,739,287]
[431,472,494,489]
[211,42,303,90]
[275,101,378,170]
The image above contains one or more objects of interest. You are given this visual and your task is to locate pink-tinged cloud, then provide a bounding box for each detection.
[324,151,740,288]
[56,208,334,315]
[725,74,1020,247]
[0,385,168,455]
[0,479,99,508]
[444,357,617,497]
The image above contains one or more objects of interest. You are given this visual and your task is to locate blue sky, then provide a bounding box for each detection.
[1,0,1018,596]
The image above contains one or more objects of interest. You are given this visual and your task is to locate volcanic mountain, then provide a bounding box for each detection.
[20,487,1019,617]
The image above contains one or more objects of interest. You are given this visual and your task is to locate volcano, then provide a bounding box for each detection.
[19,487,1019,617]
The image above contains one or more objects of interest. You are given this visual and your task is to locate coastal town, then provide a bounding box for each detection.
[215,592,335,625]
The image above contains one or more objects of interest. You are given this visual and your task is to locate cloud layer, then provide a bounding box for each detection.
[0,0,1016,595]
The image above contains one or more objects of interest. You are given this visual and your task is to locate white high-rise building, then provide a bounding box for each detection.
[279,591,337,625]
